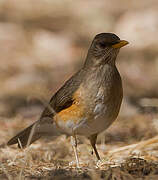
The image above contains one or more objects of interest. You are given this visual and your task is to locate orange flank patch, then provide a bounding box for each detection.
[54,103,85,123]
[54,85,86,126]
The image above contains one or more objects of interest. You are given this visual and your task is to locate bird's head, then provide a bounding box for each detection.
[85,33,129,66]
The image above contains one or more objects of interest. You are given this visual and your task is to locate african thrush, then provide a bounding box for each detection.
[7,33,129,167]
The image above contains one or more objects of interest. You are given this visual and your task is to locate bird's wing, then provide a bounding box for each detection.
[40,69,84,119]
[7,69,84,147]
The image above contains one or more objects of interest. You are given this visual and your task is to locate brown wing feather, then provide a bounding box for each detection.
[7,69,85,148]
[40,69,85,118]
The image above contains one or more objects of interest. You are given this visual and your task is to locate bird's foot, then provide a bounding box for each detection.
[96,159,105,168]
[69,160,88,169]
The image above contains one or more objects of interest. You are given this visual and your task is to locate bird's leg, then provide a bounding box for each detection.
[70,134,80,168]
[91,149,93,155]
[89,134,100,160]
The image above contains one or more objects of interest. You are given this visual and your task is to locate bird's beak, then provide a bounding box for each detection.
[112,40,129,49]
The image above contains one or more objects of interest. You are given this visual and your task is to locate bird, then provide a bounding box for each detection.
[7,33,129,167]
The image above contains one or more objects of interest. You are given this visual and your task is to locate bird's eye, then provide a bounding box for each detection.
[99,42,106,49]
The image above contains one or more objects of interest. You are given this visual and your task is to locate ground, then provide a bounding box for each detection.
[1,113,158,179]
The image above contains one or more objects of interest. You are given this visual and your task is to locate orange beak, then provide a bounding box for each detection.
[112,40,129,49]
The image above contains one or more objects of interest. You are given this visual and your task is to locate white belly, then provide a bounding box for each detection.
[73,103,114,137]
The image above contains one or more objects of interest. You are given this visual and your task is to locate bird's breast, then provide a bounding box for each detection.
[54,66,123,136]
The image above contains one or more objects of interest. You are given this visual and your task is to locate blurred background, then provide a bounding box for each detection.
[1,0,158,179]
[1,0,158,138]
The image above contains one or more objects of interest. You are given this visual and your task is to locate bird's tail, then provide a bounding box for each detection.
[7,122,41,148]
[7,118,61,148]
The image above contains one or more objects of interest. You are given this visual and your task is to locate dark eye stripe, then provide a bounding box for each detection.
[99,42,106,48]
[99,40,120,47]
[111,41,120,45]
